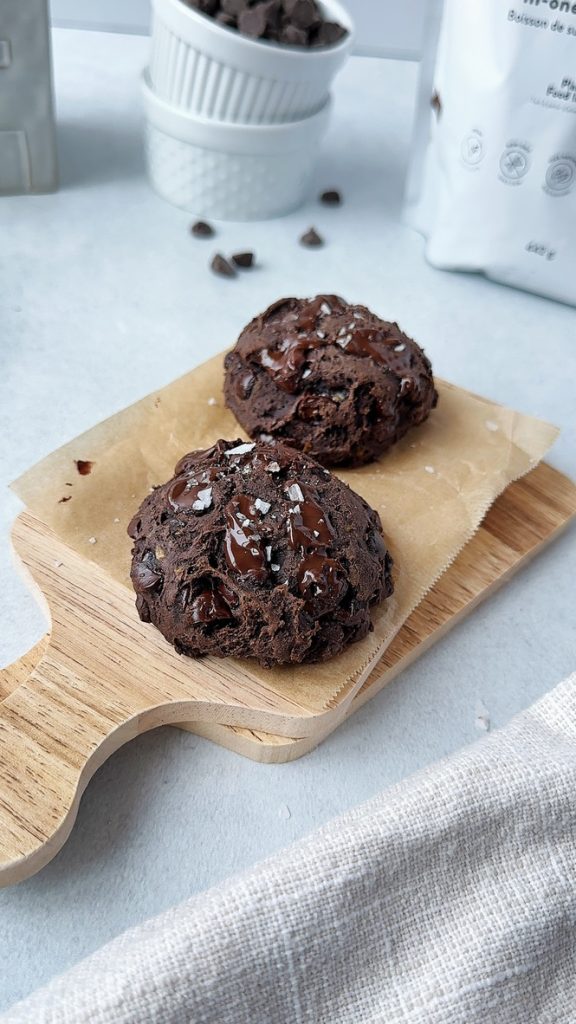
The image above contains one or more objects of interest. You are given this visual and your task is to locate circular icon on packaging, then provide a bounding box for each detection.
[499,148,529,181]
[545,160,574,195]
[461,133,484,166]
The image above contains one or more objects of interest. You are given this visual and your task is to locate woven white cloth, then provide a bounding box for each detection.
[4,672,576,1024]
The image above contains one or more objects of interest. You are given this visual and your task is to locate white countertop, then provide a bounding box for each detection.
[1,27,575,1014]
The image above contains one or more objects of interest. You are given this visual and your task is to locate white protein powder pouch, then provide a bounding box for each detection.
[405,0,576,306]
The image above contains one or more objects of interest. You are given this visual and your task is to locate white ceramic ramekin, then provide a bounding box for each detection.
[149,0,353,124]
[142,73,332,220]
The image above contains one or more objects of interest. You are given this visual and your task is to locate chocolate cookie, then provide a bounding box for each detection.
[224,295,438,466]
[128,439,393,667]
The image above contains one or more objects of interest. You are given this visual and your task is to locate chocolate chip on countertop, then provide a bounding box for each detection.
[191,220,215,238]
[232,251,255,268]
[300,227,324,248]
[238,4,268,37]
[320,189,342,206]
[211,253,237,277]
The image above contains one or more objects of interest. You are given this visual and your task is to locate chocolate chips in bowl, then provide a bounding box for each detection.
[182,0,348,48]
[128,439,393,667]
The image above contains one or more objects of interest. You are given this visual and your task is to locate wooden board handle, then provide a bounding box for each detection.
[1,512,333,885]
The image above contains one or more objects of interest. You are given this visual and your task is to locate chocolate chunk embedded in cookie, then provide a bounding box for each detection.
[224,295,438,466]
[128,439,393,667]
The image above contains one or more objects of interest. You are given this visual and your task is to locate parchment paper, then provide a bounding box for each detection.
[12,353,558,712]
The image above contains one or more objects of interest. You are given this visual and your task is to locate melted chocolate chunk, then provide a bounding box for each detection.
[189,581,234,623]
[286,486,334,550]
[168,478,213,512]
[75,459,93,476]
[297,553,346,612]
[224,494,268,582]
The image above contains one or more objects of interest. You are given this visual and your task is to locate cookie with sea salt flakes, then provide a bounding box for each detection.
[128,439,393,667]
[224,295,438,467]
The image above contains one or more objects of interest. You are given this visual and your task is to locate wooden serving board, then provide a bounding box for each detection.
[0,461,575,884]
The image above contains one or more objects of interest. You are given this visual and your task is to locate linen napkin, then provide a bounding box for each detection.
[4,672,576,1024]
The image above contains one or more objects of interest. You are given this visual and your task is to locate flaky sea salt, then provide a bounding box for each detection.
[394,343,406,352]
[88,536,97,544]
[225,442,255,457]
[265,461,281,473]
[207,397,217,406]
[286,483,304,502]
[485,419,499,432]
[424,465,435,474]
[320,302,332,316]
[192,486,212,512]
[254,498,271,514]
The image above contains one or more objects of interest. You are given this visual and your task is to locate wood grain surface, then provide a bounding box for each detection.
[0,462,574,883]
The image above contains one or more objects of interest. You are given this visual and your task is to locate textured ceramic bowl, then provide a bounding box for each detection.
[149,0,353,124]
[142,72,332,219]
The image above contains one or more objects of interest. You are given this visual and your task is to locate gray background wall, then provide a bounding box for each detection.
[50,0,431,59]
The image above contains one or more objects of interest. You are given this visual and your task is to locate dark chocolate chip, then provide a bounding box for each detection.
[238,4,268,37]
[232,251,255,268]
[211,253,236,277]
[75,459,93,475]
[320,189,342,206]
[283,0,320,30]
[280,23,309,45]
[262,0,283,31]
[132,561,163,593]
[186,0,220,14]
[221,0,246,16]
[191,220,215,238]
[311,20,347,46]
[300,227,324,248]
